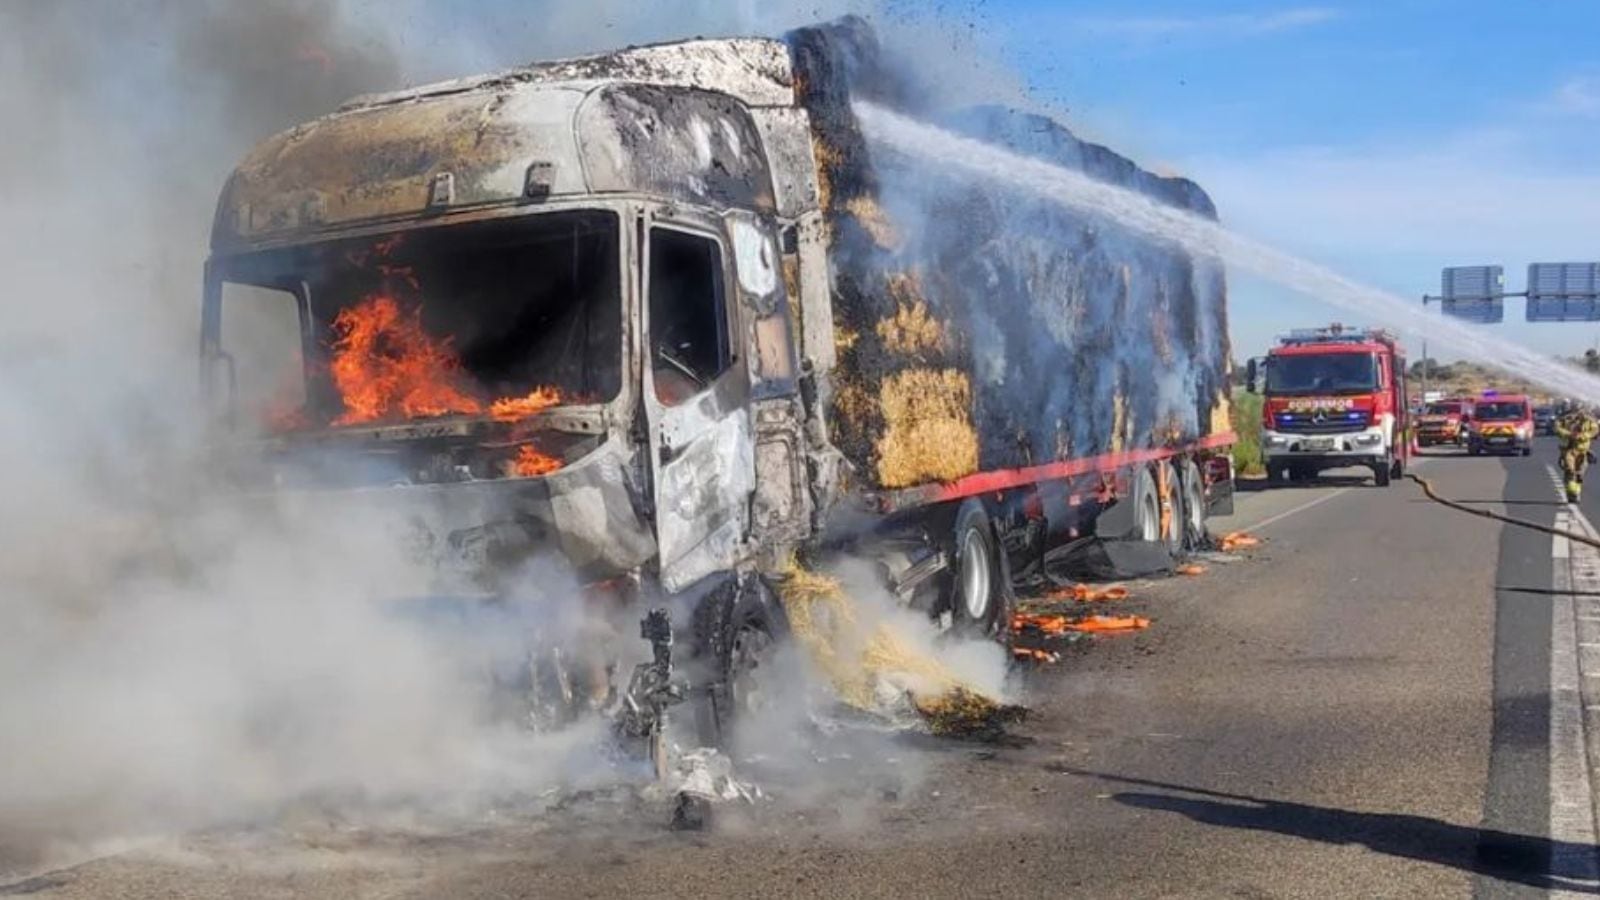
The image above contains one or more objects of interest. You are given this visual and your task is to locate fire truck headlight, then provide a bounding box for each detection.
[1265,435,1288,447]
[1353,433,1383,446]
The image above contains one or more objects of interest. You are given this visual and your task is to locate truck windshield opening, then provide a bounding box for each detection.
[1266,353,1378,395]
[215,210,622,432]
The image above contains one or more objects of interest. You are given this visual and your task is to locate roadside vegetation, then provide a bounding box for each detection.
[1231,389,1264,476]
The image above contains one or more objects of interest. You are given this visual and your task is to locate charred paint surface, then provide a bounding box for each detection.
[578,85,776,213]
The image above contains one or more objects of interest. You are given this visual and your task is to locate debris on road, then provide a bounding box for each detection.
[775,563,1021,737]
[1047,583,1131,602]
[1175,563,1208,576]
[1219,531,1262,551]
[1013,611,1152,636]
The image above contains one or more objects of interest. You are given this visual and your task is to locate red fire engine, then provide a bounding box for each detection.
[1247,325,1410,487]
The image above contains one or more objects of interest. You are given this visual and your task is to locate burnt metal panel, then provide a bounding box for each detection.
[578,84,778,214]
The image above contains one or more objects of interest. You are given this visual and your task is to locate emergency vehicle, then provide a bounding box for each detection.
[1248,325,1409,486]
[1416,398,1474,448]
[1465,392,1534,456]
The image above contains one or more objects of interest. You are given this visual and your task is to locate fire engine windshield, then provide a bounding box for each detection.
[1265,353,1379,395]
[1474,401,1527,421]
[213,211,621,432]
[1424,402,1463,416]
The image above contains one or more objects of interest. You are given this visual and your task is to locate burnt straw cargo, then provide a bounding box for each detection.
[201,18,1234,752]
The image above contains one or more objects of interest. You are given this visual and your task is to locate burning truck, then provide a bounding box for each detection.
[200,19,1234,754]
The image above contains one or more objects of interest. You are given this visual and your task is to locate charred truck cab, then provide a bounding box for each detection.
[202,21,1236,749]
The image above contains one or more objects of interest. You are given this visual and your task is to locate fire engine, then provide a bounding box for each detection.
[1247,325,1410,486]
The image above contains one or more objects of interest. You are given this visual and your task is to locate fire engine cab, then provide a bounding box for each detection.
[1247,325,1410,487]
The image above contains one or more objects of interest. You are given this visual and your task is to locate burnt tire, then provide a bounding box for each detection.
[951,500,1005,638]
[1155,460,1184,555]
[1178,459,1206,550]
[691,574,787,749]
[1131,465,1162,543]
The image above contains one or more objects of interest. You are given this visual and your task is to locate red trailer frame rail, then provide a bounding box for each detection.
[867,432,1238,515]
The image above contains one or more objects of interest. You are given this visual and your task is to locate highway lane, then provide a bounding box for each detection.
[11,442,1596,899]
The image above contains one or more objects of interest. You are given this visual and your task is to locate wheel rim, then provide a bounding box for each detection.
[960,527,993,620]
[1140,491,1161,542]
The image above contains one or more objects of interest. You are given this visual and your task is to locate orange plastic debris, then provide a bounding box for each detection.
[1068,615,1151,633]
[1219,531,1262,551]
[1010,612,1150,636]
[1176,563,1207,576]
[1048,583,1130,603]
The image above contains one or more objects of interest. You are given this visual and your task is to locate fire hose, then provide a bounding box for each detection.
[1405,473,1600,551]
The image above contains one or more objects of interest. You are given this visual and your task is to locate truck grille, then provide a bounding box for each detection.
[1274,411,1371,434]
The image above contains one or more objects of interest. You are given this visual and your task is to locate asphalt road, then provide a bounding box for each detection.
[8,439,1598,899]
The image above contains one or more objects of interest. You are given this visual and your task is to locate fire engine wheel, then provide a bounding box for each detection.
[951,500,1004,637]
[693,574,787,749]
[1373,460,1391,487]
[1178,459,1206,549]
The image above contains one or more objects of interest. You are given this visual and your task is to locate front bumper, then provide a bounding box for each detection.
[1468,433,1531,453]
[1263,426,1388,467]
[1416,429,1465,445]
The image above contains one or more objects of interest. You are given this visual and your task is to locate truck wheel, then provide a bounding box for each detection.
[1178,459,1206,550]
[1267,465,1287,486]
[1373,461,1391,486]
[1155,460,1184,555]
[951,500,1004,637]
[692,574,787,749]
[1132,466,1162,543]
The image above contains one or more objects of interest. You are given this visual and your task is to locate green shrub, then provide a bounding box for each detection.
[1230,389,1264,476]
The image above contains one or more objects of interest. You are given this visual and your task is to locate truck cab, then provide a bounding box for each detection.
[201,42,836,600]
[1253,325,1408,486]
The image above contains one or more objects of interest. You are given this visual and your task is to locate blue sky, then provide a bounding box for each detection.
[977,0,1600,361]
[392,0,1599,363]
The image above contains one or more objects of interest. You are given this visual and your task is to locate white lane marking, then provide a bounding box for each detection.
[1229,458,1434,536]
[1549,465,1600,895]
[1235,488,1351,534]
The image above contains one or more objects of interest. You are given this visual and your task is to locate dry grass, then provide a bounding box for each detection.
[875,368,979,488]
[844,195,899,249]
[875,274,945,356]
[773,561,990,717]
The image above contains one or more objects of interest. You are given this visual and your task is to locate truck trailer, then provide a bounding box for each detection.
[201,18,1235,746]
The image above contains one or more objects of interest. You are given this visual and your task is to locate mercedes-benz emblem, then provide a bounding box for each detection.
[1312,410,1327,424]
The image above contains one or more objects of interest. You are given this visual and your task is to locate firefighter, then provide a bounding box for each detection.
[1555,405,1600,503]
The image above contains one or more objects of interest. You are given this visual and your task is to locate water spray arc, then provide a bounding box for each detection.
[854,103,1600,404]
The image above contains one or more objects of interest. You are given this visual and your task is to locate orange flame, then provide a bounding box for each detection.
[1011,611,1150,636]
[1045,583,1130,603]
[490,386,563,422]
[329,296,483,425]
[510,444,562,478]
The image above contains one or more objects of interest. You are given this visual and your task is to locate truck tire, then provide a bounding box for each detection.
[1178,458,1206,550]
[951,500,1005,637]
[1267,465,1287,486]
[692,574,787,749]
[1155,460,1184,554]
[1373,460,1391,486]
[1132,466,1162,544]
